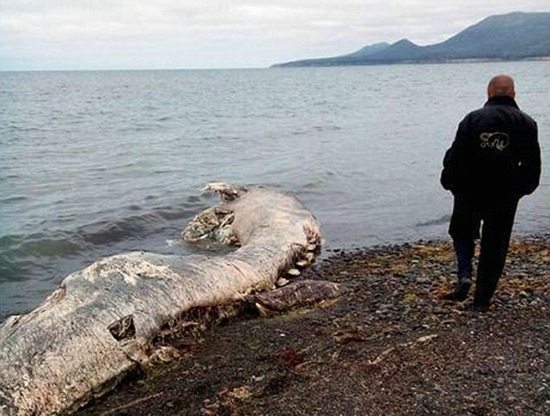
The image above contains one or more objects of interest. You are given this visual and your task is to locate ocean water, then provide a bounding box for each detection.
[1,61,549,322]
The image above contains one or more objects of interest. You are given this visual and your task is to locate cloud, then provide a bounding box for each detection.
[1,0,548,70]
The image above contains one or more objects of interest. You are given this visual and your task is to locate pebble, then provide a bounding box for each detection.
[432,307,446,315]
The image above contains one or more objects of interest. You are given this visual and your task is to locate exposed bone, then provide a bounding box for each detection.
[305,252,316,262]
[287,268,301,277]
[182,206,237,246]
[276,278,289,287]
[295,259,309,268]
[202,182,246,202]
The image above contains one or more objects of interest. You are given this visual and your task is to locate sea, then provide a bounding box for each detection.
[1,61,549,322]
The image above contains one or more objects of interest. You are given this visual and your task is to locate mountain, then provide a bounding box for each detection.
[272,12,550,67]
[347,42,391,58]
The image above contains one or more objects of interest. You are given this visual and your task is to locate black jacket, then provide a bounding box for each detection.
[441,96,541,198]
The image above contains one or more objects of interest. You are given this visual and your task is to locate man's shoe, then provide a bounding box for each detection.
[442,279,472,301]
[472,302,490,313]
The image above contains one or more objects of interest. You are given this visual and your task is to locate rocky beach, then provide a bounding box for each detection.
[76,235,549,416]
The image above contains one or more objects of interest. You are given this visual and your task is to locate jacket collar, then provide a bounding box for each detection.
[484,95,519,109]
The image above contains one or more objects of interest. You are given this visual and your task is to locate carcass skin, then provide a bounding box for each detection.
[0,184,323,416]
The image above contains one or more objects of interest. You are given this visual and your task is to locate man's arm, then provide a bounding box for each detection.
[517,121,541,196]
[441,118,470,193]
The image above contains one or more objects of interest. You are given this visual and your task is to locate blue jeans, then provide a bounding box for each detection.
[453,239,474,282]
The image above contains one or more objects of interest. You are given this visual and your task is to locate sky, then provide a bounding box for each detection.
[1,0,549,71]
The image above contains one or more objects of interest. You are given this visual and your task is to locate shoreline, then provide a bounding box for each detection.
[76,234,550,416]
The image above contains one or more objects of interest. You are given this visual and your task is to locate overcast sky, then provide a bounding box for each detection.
[1,0,548,71]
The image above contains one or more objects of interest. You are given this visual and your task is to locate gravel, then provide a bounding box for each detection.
[76,235,550,416]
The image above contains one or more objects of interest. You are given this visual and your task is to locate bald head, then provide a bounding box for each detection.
[487,75,515,99]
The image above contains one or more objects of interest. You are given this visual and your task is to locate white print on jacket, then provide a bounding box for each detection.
[479,132,510,152]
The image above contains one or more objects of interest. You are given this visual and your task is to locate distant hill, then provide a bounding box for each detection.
[272,12,550,67]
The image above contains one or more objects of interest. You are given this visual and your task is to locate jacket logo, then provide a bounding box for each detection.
[479,132,510,151]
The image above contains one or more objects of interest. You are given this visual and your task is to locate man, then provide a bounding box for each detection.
[440,74,541,312]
